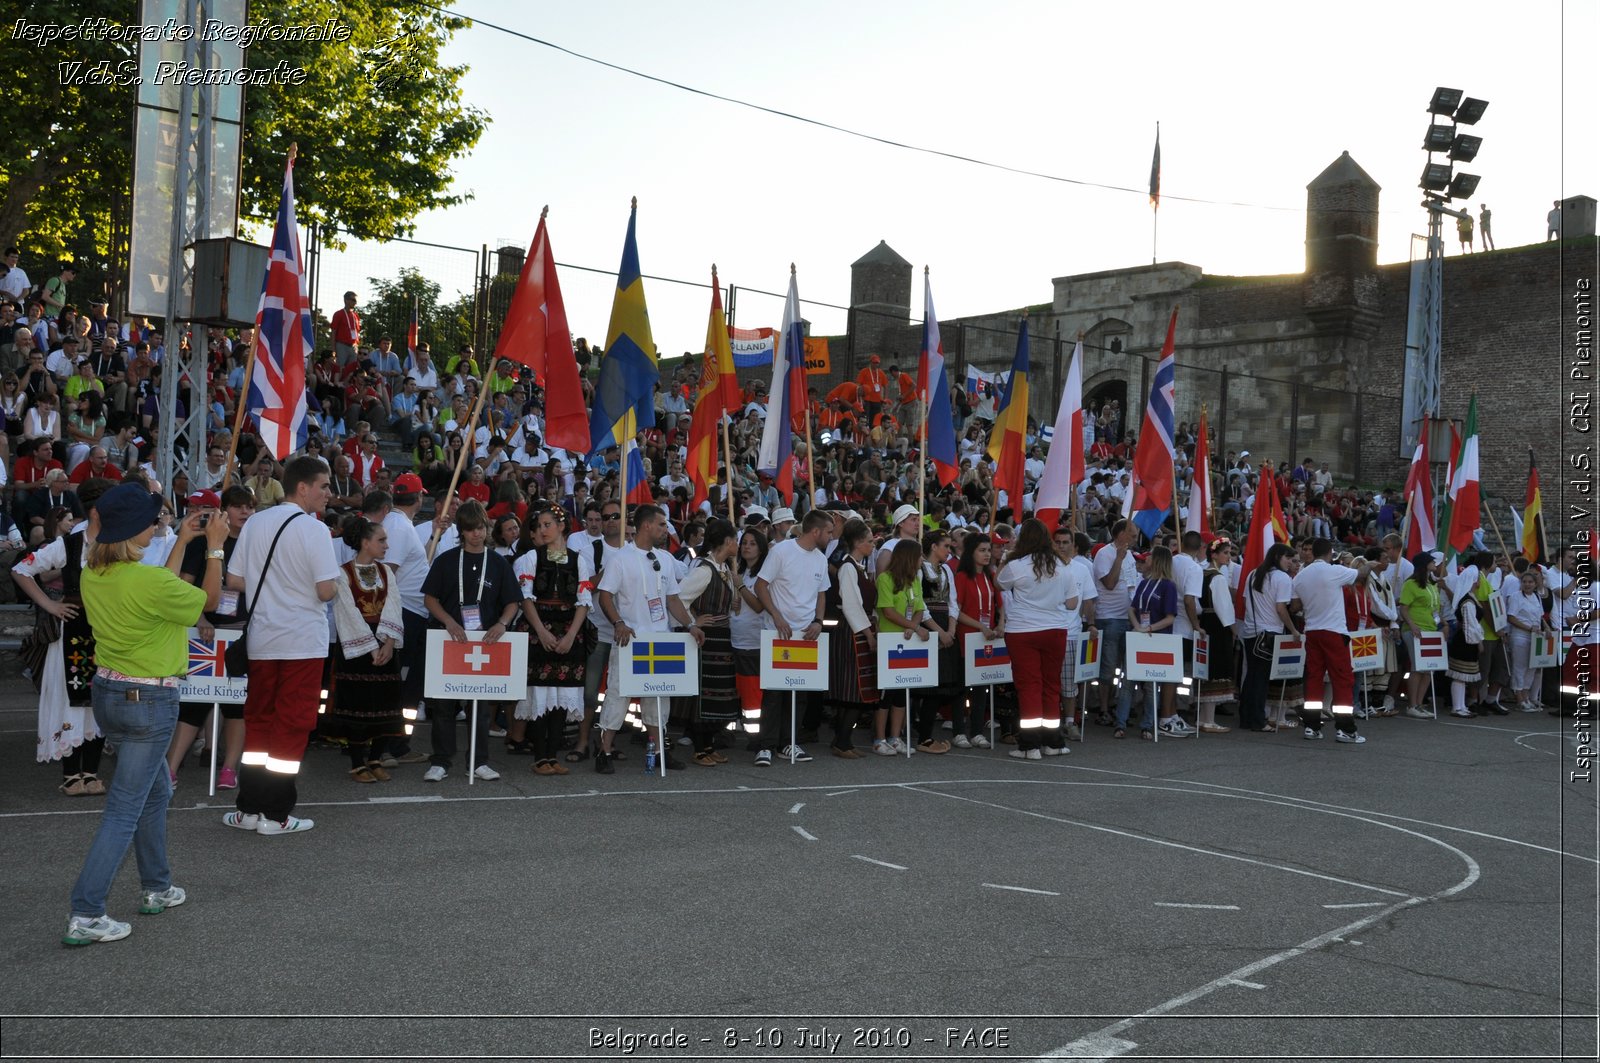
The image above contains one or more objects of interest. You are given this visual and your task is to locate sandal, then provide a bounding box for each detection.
[349,766,379,784]
[693,751,718,767]
[59,773,89,796]
[1094,713,1114,727]
[1140,729,1155,741]
[916,739,950,755]
[1112,728,1126,739]
[564,747,589,763]
[82,775,107,795]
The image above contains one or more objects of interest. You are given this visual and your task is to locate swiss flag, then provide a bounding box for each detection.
[442,640,514,678]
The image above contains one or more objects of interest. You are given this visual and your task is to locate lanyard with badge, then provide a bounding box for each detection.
[458,549,489,631]
[643,550,667,625]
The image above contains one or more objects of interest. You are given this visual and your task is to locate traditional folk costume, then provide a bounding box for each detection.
[513,544,594,771]
[14,531,104,792]
[327,560,407,778]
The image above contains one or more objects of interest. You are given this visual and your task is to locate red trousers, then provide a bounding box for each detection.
[1008,629,1066,728]
[1303,629,1355,717]
[240,658,323,773]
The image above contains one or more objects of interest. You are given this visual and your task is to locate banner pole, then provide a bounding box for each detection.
[219,341,258,492]
[721,416,736,527]
[208,703,219,797]
[427,379,491,561]
[905,688,913,759]
[988,686,996,750]
[468,699,478,785]
[790,691,797,765]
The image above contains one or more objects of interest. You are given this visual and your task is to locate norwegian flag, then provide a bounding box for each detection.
[247,151,312,459]
[187,637,228,679]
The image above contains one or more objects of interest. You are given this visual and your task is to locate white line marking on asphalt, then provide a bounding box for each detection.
[1322,902,1384,909]
[903,785,1413,898]
[826,789,858,797]
[1038,1033,1138,1059]
[851,855,907,871]
[367,795,445,803]
[982,883,1061,896]
[1154,902,1240,910]
[788,802,804,814]
[1227,979,1267,990]
[792,826,817,841]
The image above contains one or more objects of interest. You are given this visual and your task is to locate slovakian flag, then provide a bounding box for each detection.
[1185,406,1213,541]
[1035,337,1085,530]
[247,149,312,459]
[986,317,1031,512]
[187,636,228,679]
[756,267,805,501]
[919,270,958,486]
[972,641,1010,668]
[442,640,514,678]
[1126,308,1178,539]
[495,208,590,453]
[770,639,820,670]
[632,641,687,675]
[887,646,931,671]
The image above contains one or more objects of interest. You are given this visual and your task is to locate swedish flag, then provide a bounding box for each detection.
[590,199,659,454]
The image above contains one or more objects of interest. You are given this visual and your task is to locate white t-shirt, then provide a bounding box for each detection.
[227,505,338,659]
[1545,567,1574,628]
[730,571,765,651]
[1171,553,1204,639]
[1066,557,1098,636]
[756,538,829,630]
[383,509,429,617]
[596,542,679,635]
[1244,568,1294,637]
[1091,545,1138,620]
[997,556,1078,634]
[1291,559,1359,633]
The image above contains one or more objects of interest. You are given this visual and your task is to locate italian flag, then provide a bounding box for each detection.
[1443,395,1480,557]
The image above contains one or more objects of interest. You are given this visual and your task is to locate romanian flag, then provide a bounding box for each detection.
[632,641,687,675]
[1126,308,1178,539]
[887,646,931,671]
[986,317,1031,511]
[771,639,819,670]
[495,209,590,453]
[589,200,659,456]
[687,267,739,511]
[1521,450,1545,563]
[1077,633,1099,667]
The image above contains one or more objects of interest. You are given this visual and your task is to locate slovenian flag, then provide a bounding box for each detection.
[887,646,930,671]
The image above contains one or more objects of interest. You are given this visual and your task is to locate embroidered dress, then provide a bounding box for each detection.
[830,557,880,705]
[1197,569,1236,708]
[323,562,406,748]
[514,546,593,721]
[686,557,739,724]
[14,532,100,762]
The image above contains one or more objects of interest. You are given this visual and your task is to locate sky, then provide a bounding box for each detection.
[311,0,1596,356]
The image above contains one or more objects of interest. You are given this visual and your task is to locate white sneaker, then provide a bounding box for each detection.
[1380,696,1396,712]
[1063,723,1083,741]
[1335,732,1366,744]
[1403,705,1433,719]
[873,740,896,757]
[952,734,972,749]
[970,734,992,749]
[1450,708,1474,718]
[1008,749,1030,760]
[755,749,773,767]
[256,815,314,836]
[455,710,467,721]
[1303,727,1324,740]
[138,886,186,914]
[1042,745,1070,756]
[1519,701,1542,713]
[1158,718,1193,738]
[487,726,507,738]
[62,914,131,946]
[1025,748,1042,760]
[472,764,501,781]
[422,765,447,782]
[222,811,259,831]
[779,744,814,763]
[189,737,205,758]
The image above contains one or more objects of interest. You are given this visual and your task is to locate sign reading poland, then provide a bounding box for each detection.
[424,630,530,700]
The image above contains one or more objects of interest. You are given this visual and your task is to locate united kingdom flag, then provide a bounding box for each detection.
[247,149,312,458]
[187,637,228,679]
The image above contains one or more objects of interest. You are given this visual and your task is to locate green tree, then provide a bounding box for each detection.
[0,0,488,278]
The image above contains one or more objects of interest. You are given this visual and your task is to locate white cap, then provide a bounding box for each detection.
[891,503,920,528]
[744,505,770,523]
[770,506,796,525]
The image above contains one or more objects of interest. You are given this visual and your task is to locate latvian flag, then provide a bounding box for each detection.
[972,642,1010,669]
[887,646,931,671]
[1414,632,1446,661]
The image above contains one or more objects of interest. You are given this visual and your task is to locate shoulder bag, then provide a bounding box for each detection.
[224,512,303,677]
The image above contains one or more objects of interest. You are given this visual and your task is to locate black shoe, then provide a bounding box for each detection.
[663,755,687,771]
[505,740,536,755]
[594,751,614,775]
[1215,705,1235,717]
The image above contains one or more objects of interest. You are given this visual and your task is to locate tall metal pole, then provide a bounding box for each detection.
[1419,201,1445,420]
[155,0,199,496]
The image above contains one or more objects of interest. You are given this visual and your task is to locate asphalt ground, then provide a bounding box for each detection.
[1,683,1596,1063]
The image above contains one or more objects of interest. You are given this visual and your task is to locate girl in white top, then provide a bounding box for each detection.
[1238,543,1298,732]
[1504,569,1552,709]
[996,519,1078,757]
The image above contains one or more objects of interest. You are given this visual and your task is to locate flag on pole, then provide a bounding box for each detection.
[757,267,805,501]
[1435,419,1463,554]
[919,271,958,486]
[1442,395,1481,558]
[407,295,419,365]
[1149,124,1161,209]
[1127,308,1179,539]
[687,267,738,511]
[1185,406,1212,541]
[623,439,653,506]
[247,151,312,459]
[1402,414,1436,555]
[1521,450,1545,562]
[985,318,1032,512]
[589,200,659,455]
[1034,339,1085,530]
[495,210,589,453]
[1236,463,1286,618]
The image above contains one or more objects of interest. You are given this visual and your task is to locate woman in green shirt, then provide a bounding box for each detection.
[874,539,942,755]
[63,484,226,947]
[1397,552,1442,714]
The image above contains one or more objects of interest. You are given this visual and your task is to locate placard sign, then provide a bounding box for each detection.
[424,630,529,700]
[1349,630,1385,674]
[1191,632,1210,681]
[877,632,940,690]
[759,630,830,691]
[1529,632,1561,669]
[1270,634,1305,681]
[1074,630,1100,682]
[180,628,247,704]
[1410,631,1448,673]
[963,633,1011,686]
[616,632,700,697]
[1124,632,1184,683]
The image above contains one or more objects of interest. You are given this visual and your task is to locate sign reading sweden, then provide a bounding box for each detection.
[617,633,699,697]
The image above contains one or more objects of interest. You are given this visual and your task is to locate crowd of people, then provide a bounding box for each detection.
[3,266,1592,946]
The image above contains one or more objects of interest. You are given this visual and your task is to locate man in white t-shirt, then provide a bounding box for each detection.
[223,456,338,835]
[1091,519,1140,725]
[594,504,703,774]
[1291,537,1376,742]
[1054,527,1099,739]
[378,475,432,765]
[753,510,833,765]
[574,499,627,762]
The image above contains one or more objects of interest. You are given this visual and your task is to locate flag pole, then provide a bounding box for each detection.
[620,418,631,547]
[722,416,736,527]
[1533,449,1550,563]
[1482,501,1514,566]
[426,374,492,561]
[919,268,930,525]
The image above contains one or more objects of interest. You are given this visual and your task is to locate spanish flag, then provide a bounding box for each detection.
[589,199,659,455]
[986,317,1031,512]
[687,267,738,511]
[1521,450,1545,563]
[770,639,820,670]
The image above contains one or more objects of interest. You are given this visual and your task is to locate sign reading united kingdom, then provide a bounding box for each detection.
[179,628,247,704]
[425,630,529,700]
[963,633,1011,686]
[759,630,830,691]
[877,632,940,689]
[617,633,699,697]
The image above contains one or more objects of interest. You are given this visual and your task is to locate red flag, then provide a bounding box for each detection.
[1236,464,1285,618]
[493,209,589,453]
[1402,415,1435,555]
[1185,407,1212,541]
[687,267,737,511]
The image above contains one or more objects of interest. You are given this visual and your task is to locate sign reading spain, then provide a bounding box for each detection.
[616,633,699,697]
[963,632,1011,685]
[877,632,939,689]
[759,630,829,691]
[424,630,529,700]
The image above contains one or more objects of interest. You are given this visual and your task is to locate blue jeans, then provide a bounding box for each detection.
[1097,617,1147,729]
[69,677,178,918]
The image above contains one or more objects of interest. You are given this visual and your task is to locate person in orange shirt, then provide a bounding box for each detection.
[856,355,887,423]
[891,364,917,430]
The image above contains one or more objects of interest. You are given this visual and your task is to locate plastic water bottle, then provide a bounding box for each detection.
[644,735,657,775]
